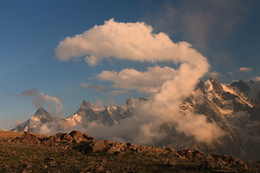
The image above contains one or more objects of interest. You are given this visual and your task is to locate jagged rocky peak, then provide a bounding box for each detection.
[195,80,205,90]
[80,100,98,110]
[196,78,221,92]
[32,107,51,120]
[34,107,48,115]
[76,100,106,117]
[77,100,101,113]
[11,107,53,132]
[208,78,224,94]
[196,78,222,94]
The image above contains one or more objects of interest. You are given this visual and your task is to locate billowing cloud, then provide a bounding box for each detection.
[56,19,225,144]
[98,66,177,94]
[56,18,208,68]
[239,67,252,72]
[80,83,105,92]
[19,89,63,115]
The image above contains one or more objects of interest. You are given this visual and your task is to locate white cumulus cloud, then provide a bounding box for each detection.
[56,19,225,144]
[98,66,177,94]
[56,18,208,68]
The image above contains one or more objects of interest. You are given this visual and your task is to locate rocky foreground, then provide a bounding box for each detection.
[0,130,259,172]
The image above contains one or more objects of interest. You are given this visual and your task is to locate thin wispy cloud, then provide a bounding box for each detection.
[207,71,222,78]
[18,89,63,116]
[251,76,260,81]
[80,82,129,96]
[239,67,252,73]
[80,83,105,92]
[110,90,129,96]
[228,67,253,77]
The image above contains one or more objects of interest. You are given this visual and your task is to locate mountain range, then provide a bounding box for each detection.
[11,78,260,161]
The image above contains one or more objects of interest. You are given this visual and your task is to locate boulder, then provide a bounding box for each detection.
[92,141,108,153]
[70,130,83,138]
[83,134,94,140]
[106,146,121,154]
[14,132,41,144]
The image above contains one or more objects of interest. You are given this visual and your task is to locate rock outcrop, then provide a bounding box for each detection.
[10,130,259,172]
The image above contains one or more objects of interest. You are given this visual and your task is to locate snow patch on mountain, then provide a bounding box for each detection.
[11,79,260,161]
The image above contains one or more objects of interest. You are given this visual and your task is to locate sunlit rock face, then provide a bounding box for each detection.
[12,107,58,132]
[160,78,260,161]
[11,78,260,161]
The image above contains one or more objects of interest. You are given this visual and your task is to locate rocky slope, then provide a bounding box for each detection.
[11,107,66,133]
[1,130,259,172]
[11,78,260,161]
[158,78,260,161]
[231,79,260,102]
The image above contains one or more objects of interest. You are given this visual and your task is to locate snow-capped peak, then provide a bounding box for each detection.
[10,78,260,161]
[30,107,52,122]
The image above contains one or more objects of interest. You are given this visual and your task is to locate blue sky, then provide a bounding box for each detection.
[0,0,259,130]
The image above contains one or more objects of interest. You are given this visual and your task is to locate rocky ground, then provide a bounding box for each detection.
[0,130,259,172]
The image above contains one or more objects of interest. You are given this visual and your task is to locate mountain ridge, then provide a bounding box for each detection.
[11,78,260,161]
